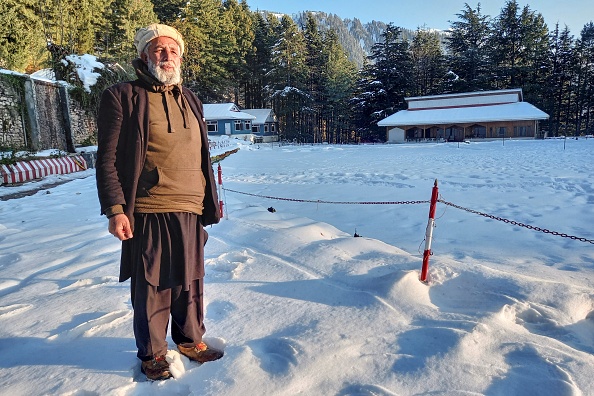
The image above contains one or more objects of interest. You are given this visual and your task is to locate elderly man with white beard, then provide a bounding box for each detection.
[95,23,223,381]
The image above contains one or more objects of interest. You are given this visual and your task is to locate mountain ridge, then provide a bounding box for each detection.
[262,10,448,69]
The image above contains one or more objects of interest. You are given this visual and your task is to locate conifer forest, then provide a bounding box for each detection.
[1,0,593,143]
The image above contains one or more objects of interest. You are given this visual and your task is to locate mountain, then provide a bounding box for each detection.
[292,11,448,69]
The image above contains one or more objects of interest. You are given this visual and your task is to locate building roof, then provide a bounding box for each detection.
[378,89,548,127]
[203,103,256,121]
[242,109,275,124]
[405,88,523,109]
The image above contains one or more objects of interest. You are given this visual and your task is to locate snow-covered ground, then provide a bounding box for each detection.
[0,138,593,395]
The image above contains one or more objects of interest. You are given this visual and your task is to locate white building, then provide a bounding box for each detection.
[378,89,549,143]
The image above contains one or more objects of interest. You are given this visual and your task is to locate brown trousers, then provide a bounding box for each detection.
[131,275,206,360]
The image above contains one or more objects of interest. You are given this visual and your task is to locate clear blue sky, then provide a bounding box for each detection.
[246,0,593,34]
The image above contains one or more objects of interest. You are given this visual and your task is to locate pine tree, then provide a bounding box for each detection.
[303,13,325,142]
[548,24,576,136]
[410,28,447,96]
[352,24,412,142]
[574,22,594,135]
[268,15,308,142]
[38,0,109,56]
[488,0,524,88]
[149,0,186,23]
[98,0,158,63]
[516,6,550,106]
[35,0,112,79]
[321,29,357,143]
[488,1,550,93]
[177,0,233,101]
[0,0,45,71]
[446,3,492,92]
[244,12,277,108]
[222,0,255,105]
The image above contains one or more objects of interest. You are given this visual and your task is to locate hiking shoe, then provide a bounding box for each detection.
[141,355,171,381]
[178,342,224,363]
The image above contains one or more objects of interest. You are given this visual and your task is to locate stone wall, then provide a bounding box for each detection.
[0,74,28,148]
[31,79,69,151]
[0,71,96,152]
[69,100,97,146]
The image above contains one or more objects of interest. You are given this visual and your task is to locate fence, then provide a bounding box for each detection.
[216,170,593,284]
[1,155,88,184]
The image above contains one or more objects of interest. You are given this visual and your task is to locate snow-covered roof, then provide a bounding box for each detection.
[203,103,256,121]
[242,109,275,124]
[378,102,549,127]
[406,88,523,109]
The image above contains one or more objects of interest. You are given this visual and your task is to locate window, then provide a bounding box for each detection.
[270,123,276,132]
[207,121,218,133]
[514,126,527,137]
[264,124,269,133]
[473,126,486,138]
[245,120,251,131]
[252,125,260,133]
[498,127,506,137]
[235,120,242,131]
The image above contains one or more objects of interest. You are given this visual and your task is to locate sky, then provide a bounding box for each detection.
[1,137,593,394]
[246,0,594,34]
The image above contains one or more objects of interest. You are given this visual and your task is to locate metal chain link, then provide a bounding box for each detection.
[222,188,429,205]
[221,188,593,245]
[438,199,594,244]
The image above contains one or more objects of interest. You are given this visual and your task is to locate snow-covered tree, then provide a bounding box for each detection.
[351,24,412,142]
[446,3,492,92]
[268,15,308,141]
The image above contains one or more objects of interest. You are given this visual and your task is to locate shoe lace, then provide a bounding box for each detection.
[150,355,168,368]
[196,342,208,351]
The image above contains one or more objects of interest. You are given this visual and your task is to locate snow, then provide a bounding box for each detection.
[1,138,593,395]
[0,69,27,77]
[377,102,548,126]
[64,54,104,93]
[14,54,103,92]
[29,68,56,83]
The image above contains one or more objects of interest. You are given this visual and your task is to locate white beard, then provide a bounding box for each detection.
[147,58,182,85]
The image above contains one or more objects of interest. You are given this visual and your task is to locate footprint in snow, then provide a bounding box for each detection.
[514,300,594,354]
[337,384,398,396]
[487,345,581,395]
[248,337,300,376]
[48,310,131,342]
[206,250,253,280]
[61,276,118,291]
[206,300,237,320]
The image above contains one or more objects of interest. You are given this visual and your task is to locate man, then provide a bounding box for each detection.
[95,23,223,381]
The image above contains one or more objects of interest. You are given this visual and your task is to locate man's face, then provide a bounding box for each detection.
[142,36,182,85]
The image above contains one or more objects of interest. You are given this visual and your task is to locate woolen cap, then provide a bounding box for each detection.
[134,23,185,57]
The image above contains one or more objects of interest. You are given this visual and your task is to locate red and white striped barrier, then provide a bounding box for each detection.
[420,179,439,284]
[1,155,87,185]
[217,163,225,218]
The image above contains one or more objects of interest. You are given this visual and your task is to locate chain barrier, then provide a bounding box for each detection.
[438,199,594,244]
[222,188,429,205]
[221,187,594,245]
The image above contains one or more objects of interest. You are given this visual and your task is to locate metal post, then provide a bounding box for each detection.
[420,179,439,283]
[217,163,224,218]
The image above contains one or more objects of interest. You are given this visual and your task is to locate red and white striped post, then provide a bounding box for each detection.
[217,163,224,218]
[420,179,439,283]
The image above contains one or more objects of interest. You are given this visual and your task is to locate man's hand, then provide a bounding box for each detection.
[108,213,133,241]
